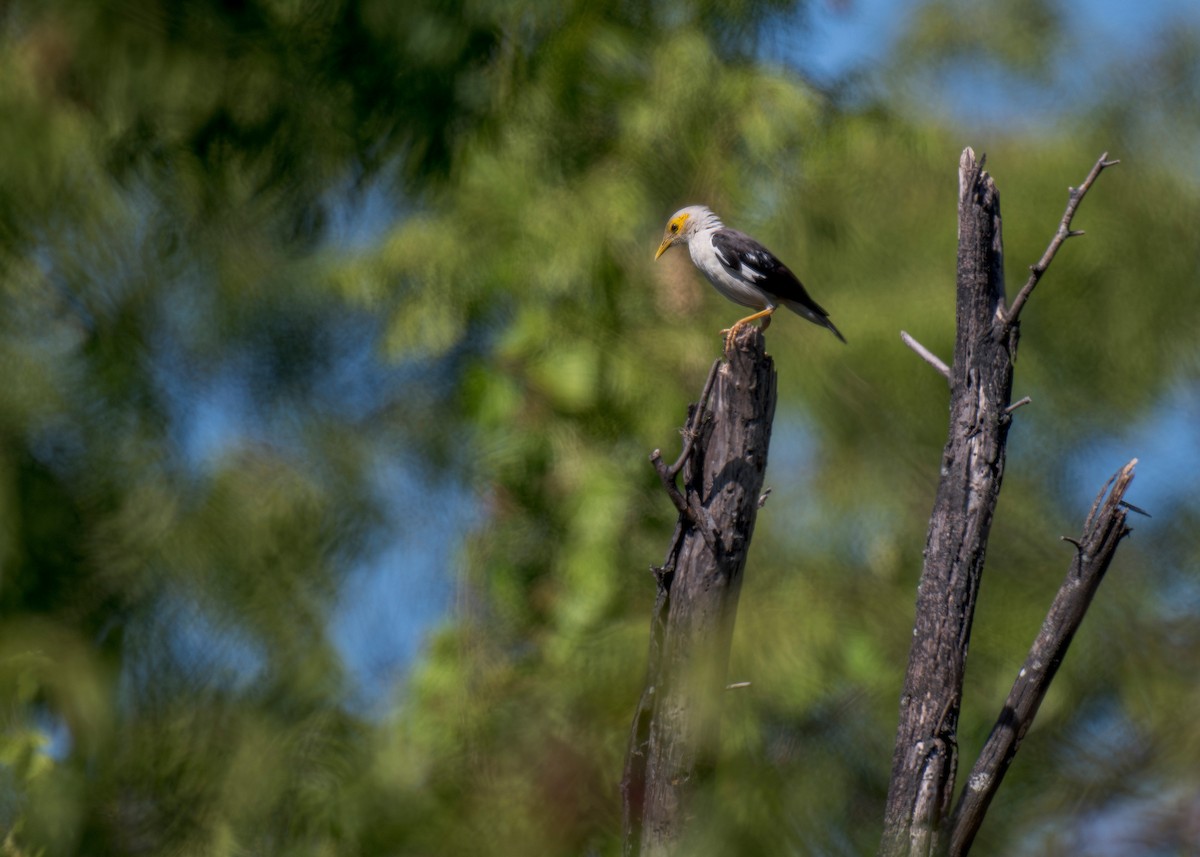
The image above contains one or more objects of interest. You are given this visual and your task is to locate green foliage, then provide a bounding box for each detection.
[900,0,1064,76]
[0,0,1197,855]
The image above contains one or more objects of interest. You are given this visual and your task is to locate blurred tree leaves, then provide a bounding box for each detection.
[0,0,1198,855]
[899,0,1063,77]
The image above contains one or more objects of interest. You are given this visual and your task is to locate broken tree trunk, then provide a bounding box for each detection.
[883,149,1125,856]
[621,326,777,857]
[880,148,1017,857]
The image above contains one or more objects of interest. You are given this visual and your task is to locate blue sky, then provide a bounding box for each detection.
[800,0,1200,83]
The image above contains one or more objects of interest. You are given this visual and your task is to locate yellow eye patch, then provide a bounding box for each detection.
[656,210,697,259]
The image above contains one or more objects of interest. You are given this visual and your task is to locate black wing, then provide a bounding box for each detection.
[710,229,822,309]
[711,228,846,343]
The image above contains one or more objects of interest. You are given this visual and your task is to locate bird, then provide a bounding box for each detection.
[654,205,845,350]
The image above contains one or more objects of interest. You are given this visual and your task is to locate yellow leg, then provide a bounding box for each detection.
[721,307,776,351]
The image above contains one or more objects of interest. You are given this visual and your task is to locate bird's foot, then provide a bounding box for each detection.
[720,322,744,353]
[722,308,775,353]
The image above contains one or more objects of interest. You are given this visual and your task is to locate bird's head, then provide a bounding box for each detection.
[655,206,719,260]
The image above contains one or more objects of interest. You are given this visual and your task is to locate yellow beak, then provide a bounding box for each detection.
[654,237,673,260]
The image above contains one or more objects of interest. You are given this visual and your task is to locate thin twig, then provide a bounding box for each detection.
[1119,500,1151,518]
[948,459,1138,856]
[1084,464,1121,531]
[650,450,690,516]
[667,358,721,478]
[1004,396,1032,414]
[651,358,726,552]
[900,330,951,382]
[649,453,721,550]
[1005,153,1119,325]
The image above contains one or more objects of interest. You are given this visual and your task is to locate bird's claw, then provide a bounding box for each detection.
[721,322,744,353]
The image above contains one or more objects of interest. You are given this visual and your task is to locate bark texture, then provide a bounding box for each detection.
[948,460,1137,855]
[622,326,777,857]
[882,149,1125,856]
[880,150,1016,857]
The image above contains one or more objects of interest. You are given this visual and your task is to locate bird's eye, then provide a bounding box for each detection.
[670,223,679,233]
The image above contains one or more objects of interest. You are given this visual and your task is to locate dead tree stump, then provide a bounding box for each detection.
[883,149,1132,856]
[622,326,777,857]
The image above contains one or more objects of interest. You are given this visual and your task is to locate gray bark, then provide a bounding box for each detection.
[881,149,1127,856]
[880,148,1016,857]
[948,461,1138,855]
[622,326,777,857]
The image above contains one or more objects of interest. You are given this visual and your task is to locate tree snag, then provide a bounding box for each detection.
[622,326,777,857]
[948,459,1138,855]
[882,149,1126,857]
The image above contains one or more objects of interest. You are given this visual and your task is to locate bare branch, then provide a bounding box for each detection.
[650,357,725,544]
[948,459,1138,856]
[1004,396,1032,414]
[900,331,951,383]
[1005,153,1119,324]
[650,449,689,516]
[650,446,723,553]
[666,358,721,479]
[1119,500,1151,518]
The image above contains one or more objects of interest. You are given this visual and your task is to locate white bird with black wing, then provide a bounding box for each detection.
[655,205,845,349]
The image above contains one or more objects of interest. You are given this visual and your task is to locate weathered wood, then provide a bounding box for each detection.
[622,326,777,857]
[881,150,1123,857]
[948,460,1137,856]
[880,149,1016,857]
